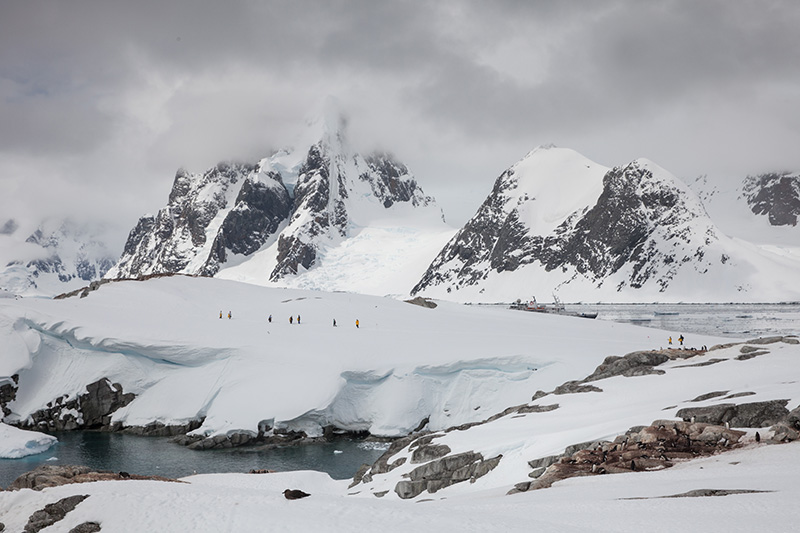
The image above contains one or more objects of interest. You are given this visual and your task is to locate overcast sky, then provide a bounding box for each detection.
[2,0,799,252]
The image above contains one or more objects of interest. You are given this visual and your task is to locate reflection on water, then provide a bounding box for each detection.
[0,431,389,489]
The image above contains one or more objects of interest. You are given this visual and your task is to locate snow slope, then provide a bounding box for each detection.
[1,276,729,441]
[0,423,56,459]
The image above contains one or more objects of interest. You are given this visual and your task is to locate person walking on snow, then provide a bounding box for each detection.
[268,315,272,323]
[297,315,301,324]
[220,311,223,319]
[228,311,232,319]
[333,318,337,327]
[289,316,293,324]
[679,334,684,346]
[355,319,359,328]
[668,336,672,345]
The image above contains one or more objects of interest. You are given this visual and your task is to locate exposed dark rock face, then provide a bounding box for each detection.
[676,400,790,428]
[394,451,502,499]
[109,119,434,283]
[112,162,288,279]
[511,420,746,493]
[0,374,18,417]
[18,378,134,432]
[414,157,724,296]
[24,494,89,533]
[201,172,292,276]
[742,172,800,226]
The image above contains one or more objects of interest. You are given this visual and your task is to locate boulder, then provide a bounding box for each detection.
[24,495,89,533]
[677,400,789,428]
[395,452,502,499]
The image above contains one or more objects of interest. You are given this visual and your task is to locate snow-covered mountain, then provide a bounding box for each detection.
[690,172,800,260]
[108,108,450,296]
[0,218,116,296]
[413,146,800,303]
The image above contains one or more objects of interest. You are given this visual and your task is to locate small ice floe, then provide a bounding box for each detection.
[334,450,344,454]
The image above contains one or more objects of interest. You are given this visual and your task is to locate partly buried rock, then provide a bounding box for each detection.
[394,451,502,499]
[24,494,89,533]
[676,400,790,428]
[511,420,745,494]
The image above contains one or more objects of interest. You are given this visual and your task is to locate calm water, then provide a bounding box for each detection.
[572,302,800,339]
[0,431,389,489]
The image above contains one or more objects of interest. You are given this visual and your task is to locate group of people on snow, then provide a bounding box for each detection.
[220,311,359,327]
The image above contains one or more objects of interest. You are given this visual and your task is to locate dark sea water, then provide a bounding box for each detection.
[0,431,389,489]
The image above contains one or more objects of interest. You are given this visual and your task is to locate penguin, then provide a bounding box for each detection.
[283,489,310,500]
[755,431,761,442]
[630,460,636,471]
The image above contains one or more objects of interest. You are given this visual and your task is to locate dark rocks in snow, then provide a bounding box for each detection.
[394,451,502,499]
[411,443,451,464]
[0,375,18,417]
[404,296,438,309]
[689,391,730,402]
[741,172,800,226]
[511,420,746,494]
[19,378,135,433]
[201,171,292,276]
[676,400,790,428]
[23,494,89,533]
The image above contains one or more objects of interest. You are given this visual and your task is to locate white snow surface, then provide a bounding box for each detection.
[3,276,717,438]
[0,423,57,459]
[1,276,800,530]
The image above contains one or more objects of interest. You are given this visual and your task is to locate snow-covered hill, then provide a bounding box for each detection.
[0,218,116,297]
[413,146,800,303]
[690,172,800,263]
[1,276,799,531]
[108,108,451,296]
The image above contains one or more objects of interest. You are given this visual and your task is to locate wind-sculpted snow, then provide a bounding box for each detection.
[1,276,722,444]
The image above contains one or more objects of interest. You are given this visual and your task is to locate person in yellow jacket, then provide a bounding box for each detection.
[355,319,359,328]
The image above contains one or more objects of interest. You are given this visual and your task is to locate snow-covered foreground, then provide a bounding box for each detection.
[2,276,799,530]
[0,423,56,459]
[1,442,799,532]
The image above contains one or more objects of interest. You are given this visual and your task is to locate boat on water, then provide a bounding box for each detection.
[654,311,679,316]
[511,295,598,319]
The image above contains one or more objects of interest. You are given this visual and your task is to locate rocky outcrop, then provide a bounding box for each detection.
[394,451,502,499]
[676,400,790,428]
[20,378,135,432]
[742,172,800,226]
[7,464,180,491]
[511,420,746,494]
[0,374,19,417]
[110,163,290,279]
[23,494,90,533]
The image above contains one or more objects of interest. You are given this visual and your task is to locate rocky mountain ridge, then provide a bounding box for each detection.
[413,147,800,302]
[107,113,437,283]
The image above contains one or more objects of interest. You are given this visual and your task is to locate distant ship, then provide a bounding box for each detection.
[511,295,598,319]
